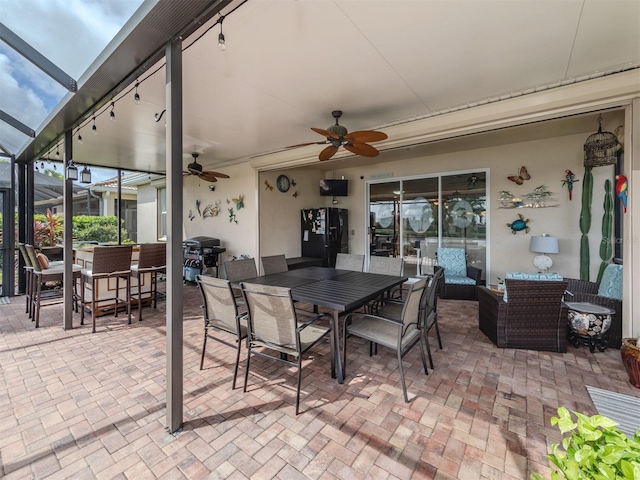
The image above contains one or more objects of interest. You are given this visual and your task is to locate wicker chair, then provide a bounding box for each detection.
[25,244,81,328]
[435,248,482,300]
[335,253,364,272]
[241,282,333,415]
[80,245,133,333]
[565,263,623,348]
[197,275,247,389]
[261,254,288,275]
[343,277,428,402]
[478,279,568,352]
[130,243,166,322]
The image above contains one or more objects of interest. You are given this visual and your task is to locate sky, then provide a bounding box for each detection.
[0,0,144,155]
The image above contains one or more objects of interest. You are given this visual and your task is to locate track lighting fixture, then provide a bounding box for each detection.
[109,101,116,122]
[134,81,141,105]
[92,116,97,134]
[217,15,226,51]
[80,165,92,184]
[65,160,78,181]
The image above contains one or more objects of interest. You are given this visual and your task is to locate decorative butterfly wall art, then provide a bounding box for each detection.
[508,166,531,185]
[232,195,244,210]
[264,180,273,191]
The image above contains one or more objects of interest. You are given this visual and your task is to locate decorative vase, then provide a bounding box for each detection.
[620,338,640,388]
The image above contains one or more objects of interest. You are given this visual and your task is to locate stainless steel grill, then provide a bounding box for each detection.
[183,236,226,282]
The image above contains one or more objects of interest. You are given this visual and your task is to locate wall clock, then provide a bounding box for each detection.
[276,174,290,192]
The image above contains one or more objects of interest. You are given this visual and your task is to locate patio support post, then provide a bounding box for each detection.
[117,168,122,245]
[63,129,74,330]
[17,162,26,293]
[165,38,183,434]
[5,154,16,296]
[26,161,33,244]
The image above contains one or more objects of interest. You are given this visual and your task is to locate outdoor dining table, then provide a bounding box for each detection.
[239,266,408,384]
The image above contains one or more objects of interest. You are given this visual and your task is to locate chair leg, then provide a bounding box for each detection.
[397,348,409,403]
[200,329,208,370]
[243,345,252,393]
[342,321,348,379]
[434,318,443,349]
[418,334,429,375]
[152,271,158,309]
[232,339,242,390]
[138,273,143,322]
[34,276,42,328]
[126,275,131,325]
[91,279,97,333]
[295,356,303,415]
[425,332,434,370]
[114,277,120,318]
[80,279,85,326]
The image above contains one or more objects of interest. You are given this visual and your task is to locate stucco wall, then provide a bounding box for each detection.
[136,182,162,244]
[255,112,624,286]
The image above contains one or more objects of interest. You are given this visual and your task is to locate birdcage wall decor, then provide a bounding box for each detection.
[583,114,619,168]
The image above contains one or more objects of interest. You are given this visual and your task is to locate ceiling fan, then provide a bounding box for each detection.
[287,110,388,161]
[183,153,230,183]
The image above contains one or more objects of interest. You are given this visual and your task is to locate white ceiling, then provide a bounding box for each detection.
[31,0,640,173]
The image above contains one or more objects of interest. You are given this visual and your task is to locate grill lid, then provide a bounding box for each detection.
[183,236,221,248]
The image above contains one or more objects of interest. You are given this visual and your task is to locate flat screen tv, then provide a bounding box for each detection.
[320,179,348,197]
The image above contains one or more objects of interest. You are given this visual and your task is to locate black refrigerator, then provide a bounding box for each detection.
[301,208,348,267]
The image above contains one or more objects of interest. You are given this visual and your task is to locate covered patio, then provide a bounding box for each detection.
[0,283,636,479]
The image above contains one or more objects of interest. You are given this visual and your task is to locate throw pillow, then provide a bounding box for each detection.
[36,252,50,270]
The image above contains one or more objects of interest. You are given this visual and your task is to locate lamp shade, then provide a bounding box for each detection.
[529,235,559,254]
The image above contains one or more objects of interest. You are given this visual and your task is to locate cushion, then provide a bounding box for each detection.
[597,264,623,301]
[36,252,50,270]
[502,271,563,302]
[437,248,467,277]
[444,275,477,285]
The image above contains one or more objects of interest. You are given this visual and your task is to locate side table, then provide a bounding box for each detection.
[566,301,615,352]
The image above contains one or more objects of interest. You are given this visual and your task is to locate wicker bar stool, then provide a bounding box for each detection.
[25,244,81,328]
[80,245,133,333]
[131,243,166,322]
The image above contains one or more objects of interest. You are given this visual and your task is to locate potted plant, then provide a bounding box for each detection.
[530,407,640,479]
[621,337,640,388]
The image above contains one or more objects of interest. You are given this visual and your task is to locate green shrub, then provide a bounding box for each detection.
[531,407,640,479]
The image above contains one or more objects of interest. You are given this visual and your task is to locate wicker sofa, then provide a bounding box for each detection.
[565,263,623,348]
[478,278,569,352]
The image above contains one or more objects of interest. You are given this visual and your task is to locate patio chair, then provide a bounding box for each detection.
[224,258,258,300]
[241,282,333,415]
[435,247,482,300]
[422,268,444,369]
[80,245,133,333]
[343,277,428,402]
[25,244,81,328]
[335,253,364,272]
[366,256,404,312]
[130,242,166,322]
[478,278,568,352]
[261,254,288,275]
[565,263,623,348]
[197,275,247,389]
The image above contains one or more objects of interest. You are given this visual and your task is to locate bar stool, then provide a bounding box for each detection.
[130,243,166,322]
[80,245,133,333]
[18,243,34,318]
[25,244,81,328]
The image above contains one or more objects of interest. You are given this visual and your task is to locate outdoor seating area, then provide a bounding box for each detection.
[0,280,637,479]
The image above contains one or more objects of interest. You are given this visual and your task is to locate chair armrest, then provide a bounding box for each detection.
[467,266,482,283]
[565,277,598,295]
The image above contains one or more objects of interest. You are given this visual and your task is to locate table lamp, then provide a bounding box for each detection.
[529,234,559,273]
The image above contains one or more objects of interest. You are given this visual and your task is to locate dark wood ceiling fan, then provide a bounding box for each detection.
[287,110,388,161]
[183,153,230,183]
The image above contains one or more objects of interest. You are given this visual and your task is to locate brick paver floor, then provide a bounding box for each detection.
[1,282,637,479]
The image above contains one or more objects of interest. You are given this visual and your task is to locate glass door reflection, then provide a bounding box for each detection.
[369,182,400,259]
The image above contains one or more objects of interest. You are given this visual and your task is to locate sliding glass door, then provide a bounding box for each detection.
[367,171,486,278]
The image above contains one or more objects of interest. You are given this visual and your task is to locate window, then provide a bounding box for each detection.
[158,187,167,240]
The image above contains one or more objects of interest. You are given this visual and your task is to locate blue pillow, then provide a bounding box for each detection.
[437,248,467,278]
[597,264,623,300]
